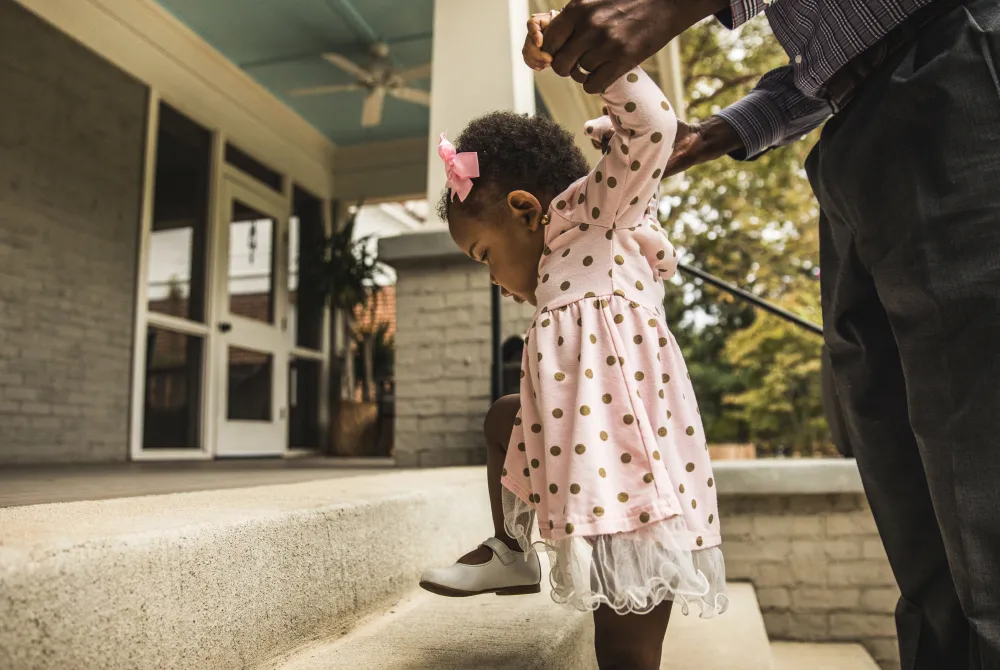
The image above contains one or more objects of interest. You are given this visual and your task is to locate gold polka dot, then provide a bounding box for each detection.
[502,467,507,476]
[618,492,630,503]
[679,484,685,494]
[708,477,714,487]
[623,414,635,425]
[635,371,645,381]
[561,281,571,291]
[590,334,597,344]
[562,248,571,258]
[631,196,640,205]
[656,250,666,261]
[627,73,639,83]
[667,410,673,419]
[614,289,626,298]
[692,499,698,509]
[594,300,602,309]
[531,459,540,468]
[636,281,644,291]
[686,426,695,436]
[550,446,561,456]
[538,353,544,362]
[662,374,670,383]
[602,393,613,404]
[697,536,704,547]
[565,523,575,535]
[618,356,625,366]
[621,453,632,464]
[658,390,664,399]
[579,223,590,231]
[586,126,594,135]
[542,274,550,285]
[557,200,567,210]
[709,514,715,524]
[558,336,565,346]
[514,417,522,426]
[600,431,609,441]
[599,468,607,478]
[577,318,583,326]
[578,192,586,204]
[541,319,551,328]
[659,337,668,347]
[614,255,625,265]
[531,424,542,433]
[614,314,624,324]
[580,405,591,416]
[651,132,663,144]
[652,168,662,180]
[631,160,641,171]
[607,176,617,188]
[523,468,530,477]
[594,506,605,516]
[606,230,614,240]
[518,442,526,452]
[639,512,651,523]
[621,144,630,155]
[658,427,667,437]
[545,483,556,495]
[549,520,554,530]
[520,369,526,379]
[595,171,603,183]
[643,473,654,483]
[592,207,601,219]
[634,334,643,344]
[607,356,616,366]
[543,246,551,255]
[552,408,564,419]
[686,462,695,472]
[570,483,581,494]
[554,372,566,382]
[661,100,669,111]
[585,369,594,379]
[575,444,586,454]
[653,450,661,460]
[583,256,594,267]
[625,101,637,113]
[648,319,657,327]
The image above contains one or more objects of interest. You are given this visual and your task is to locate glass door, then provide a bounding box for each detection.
[213,173,289,456]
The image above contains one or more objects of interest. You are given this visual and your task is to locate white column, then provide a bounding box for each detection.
[426,0,535,225]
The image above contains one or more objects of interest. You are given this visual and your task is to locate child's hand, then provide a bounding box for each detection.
[523,10,557,71]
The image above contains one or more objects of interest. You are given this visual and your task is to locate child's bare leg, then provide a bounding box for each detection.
[593,601,673,670]
[458,394,522,565]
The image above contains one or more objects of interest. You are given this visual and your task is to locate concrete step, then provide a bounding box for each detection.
[0,468,490,670]
[264,578,594,670]
[662,583,774,670]
[771,642,881,670]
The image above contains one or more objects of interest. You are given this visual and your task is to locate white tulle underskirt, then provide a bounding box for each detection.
[503,488,728,617]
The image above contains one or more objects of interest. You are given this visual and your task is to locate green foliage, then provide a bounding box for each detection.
[302,202,383,315]
[664,18,830,455]
[354,321,395,382]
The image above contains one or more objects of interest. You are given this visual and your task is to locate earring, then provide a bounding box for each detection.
[540,214,551,227]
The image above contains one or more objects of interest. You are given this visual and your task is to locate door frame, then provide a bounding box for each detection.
[211,167,291,457]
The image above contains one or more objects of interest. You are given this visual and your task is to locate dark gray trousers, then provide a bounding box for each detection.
[806,1,1000,668]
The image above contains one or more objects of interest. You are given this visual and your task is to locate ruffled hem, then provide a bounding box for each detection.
[503,487,728,618]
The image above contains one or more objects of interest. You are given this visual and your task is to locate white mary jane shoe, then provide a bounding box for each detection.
[419,537,542,597]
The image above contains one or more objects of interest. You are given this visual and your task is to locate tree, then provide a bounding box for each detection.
[663,17,828,454]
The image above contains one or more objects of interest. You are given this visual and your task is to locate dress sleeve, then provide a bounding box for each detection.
[553,67,676,227]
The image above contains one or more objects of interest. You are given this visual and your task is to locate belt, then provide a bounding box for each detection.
[824,0,963,111]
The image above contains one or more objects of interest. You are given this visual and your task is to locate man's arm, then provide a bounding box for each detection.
[715,66,833,160]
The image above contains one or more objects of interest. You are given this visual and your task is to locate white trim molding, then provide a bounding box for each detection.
[15,0,336,198]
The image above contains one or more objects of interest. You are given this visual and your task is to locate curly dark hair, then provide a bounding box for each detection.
[436,111,589,221]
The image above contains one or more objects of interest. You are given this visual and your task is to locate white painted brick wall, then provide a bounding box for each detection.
[0,2,147,464]
[393,256,534,468]
[720,493,900,670]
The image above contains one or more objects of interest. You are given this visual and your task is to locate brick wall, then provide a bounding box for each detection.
[720,492,900,669]
[0,2,148,464]
[392,258,534,467]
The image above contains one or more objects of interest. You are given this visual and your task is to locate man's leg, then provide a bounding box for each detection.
[812,1,1000,666]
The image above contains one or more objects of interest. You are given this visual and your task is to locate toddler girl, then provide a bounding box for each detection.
[420,12,727,668]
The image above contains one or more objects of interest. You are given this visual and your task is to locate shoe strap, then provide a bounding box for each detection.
[481,537,518,566]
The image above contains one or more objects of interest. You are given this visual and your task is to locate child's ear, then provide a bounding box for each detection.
[507,190,544,231]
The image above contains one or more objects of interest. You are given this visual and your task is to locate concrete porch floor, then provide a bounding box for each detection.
[0,456,399,508]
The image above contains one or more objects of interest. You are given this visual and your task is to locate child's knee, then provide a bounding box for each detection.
[484,394,520,443]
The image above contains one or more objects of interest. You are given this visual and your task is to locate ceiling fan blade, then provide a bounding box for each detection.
[321,52,373,80]
[388,86,431,107]
[289,83,364,97]
[361,88,386,127]
[394,62,432,82]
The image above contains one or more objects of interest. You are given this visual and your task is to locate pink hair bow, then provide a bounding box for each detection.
[438,132,479,202]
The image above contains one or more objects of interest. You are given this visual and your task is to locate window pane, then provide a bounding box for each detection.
[146,103,210,322]
[143,327,203,449]
[225,143,283,192]
[227,347,273,421]
[290,187,325,351]
[228,200,275,324]
[289,357,321,448]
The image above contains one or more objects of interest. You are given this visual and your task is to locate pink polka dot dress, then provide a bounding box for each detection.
[500,67,727,617]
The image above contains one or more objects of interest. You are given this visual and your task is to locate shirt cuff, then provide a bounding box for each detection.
[714,90,787,161]
[715,0,765,30]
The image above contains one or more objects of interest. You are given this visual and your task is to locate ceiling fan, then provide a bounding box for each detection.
[290,42,431,128]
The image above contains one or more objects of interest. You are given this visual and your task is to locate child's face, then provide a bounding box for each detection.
[448,190,547,306]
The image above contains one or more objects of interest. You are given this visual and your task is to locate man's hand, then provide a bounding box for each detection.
[543,0,730,94]
[664,116,745,178]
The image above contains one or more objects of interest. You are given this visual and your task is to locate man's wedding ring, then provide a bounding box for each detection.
[576,64,592,77]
